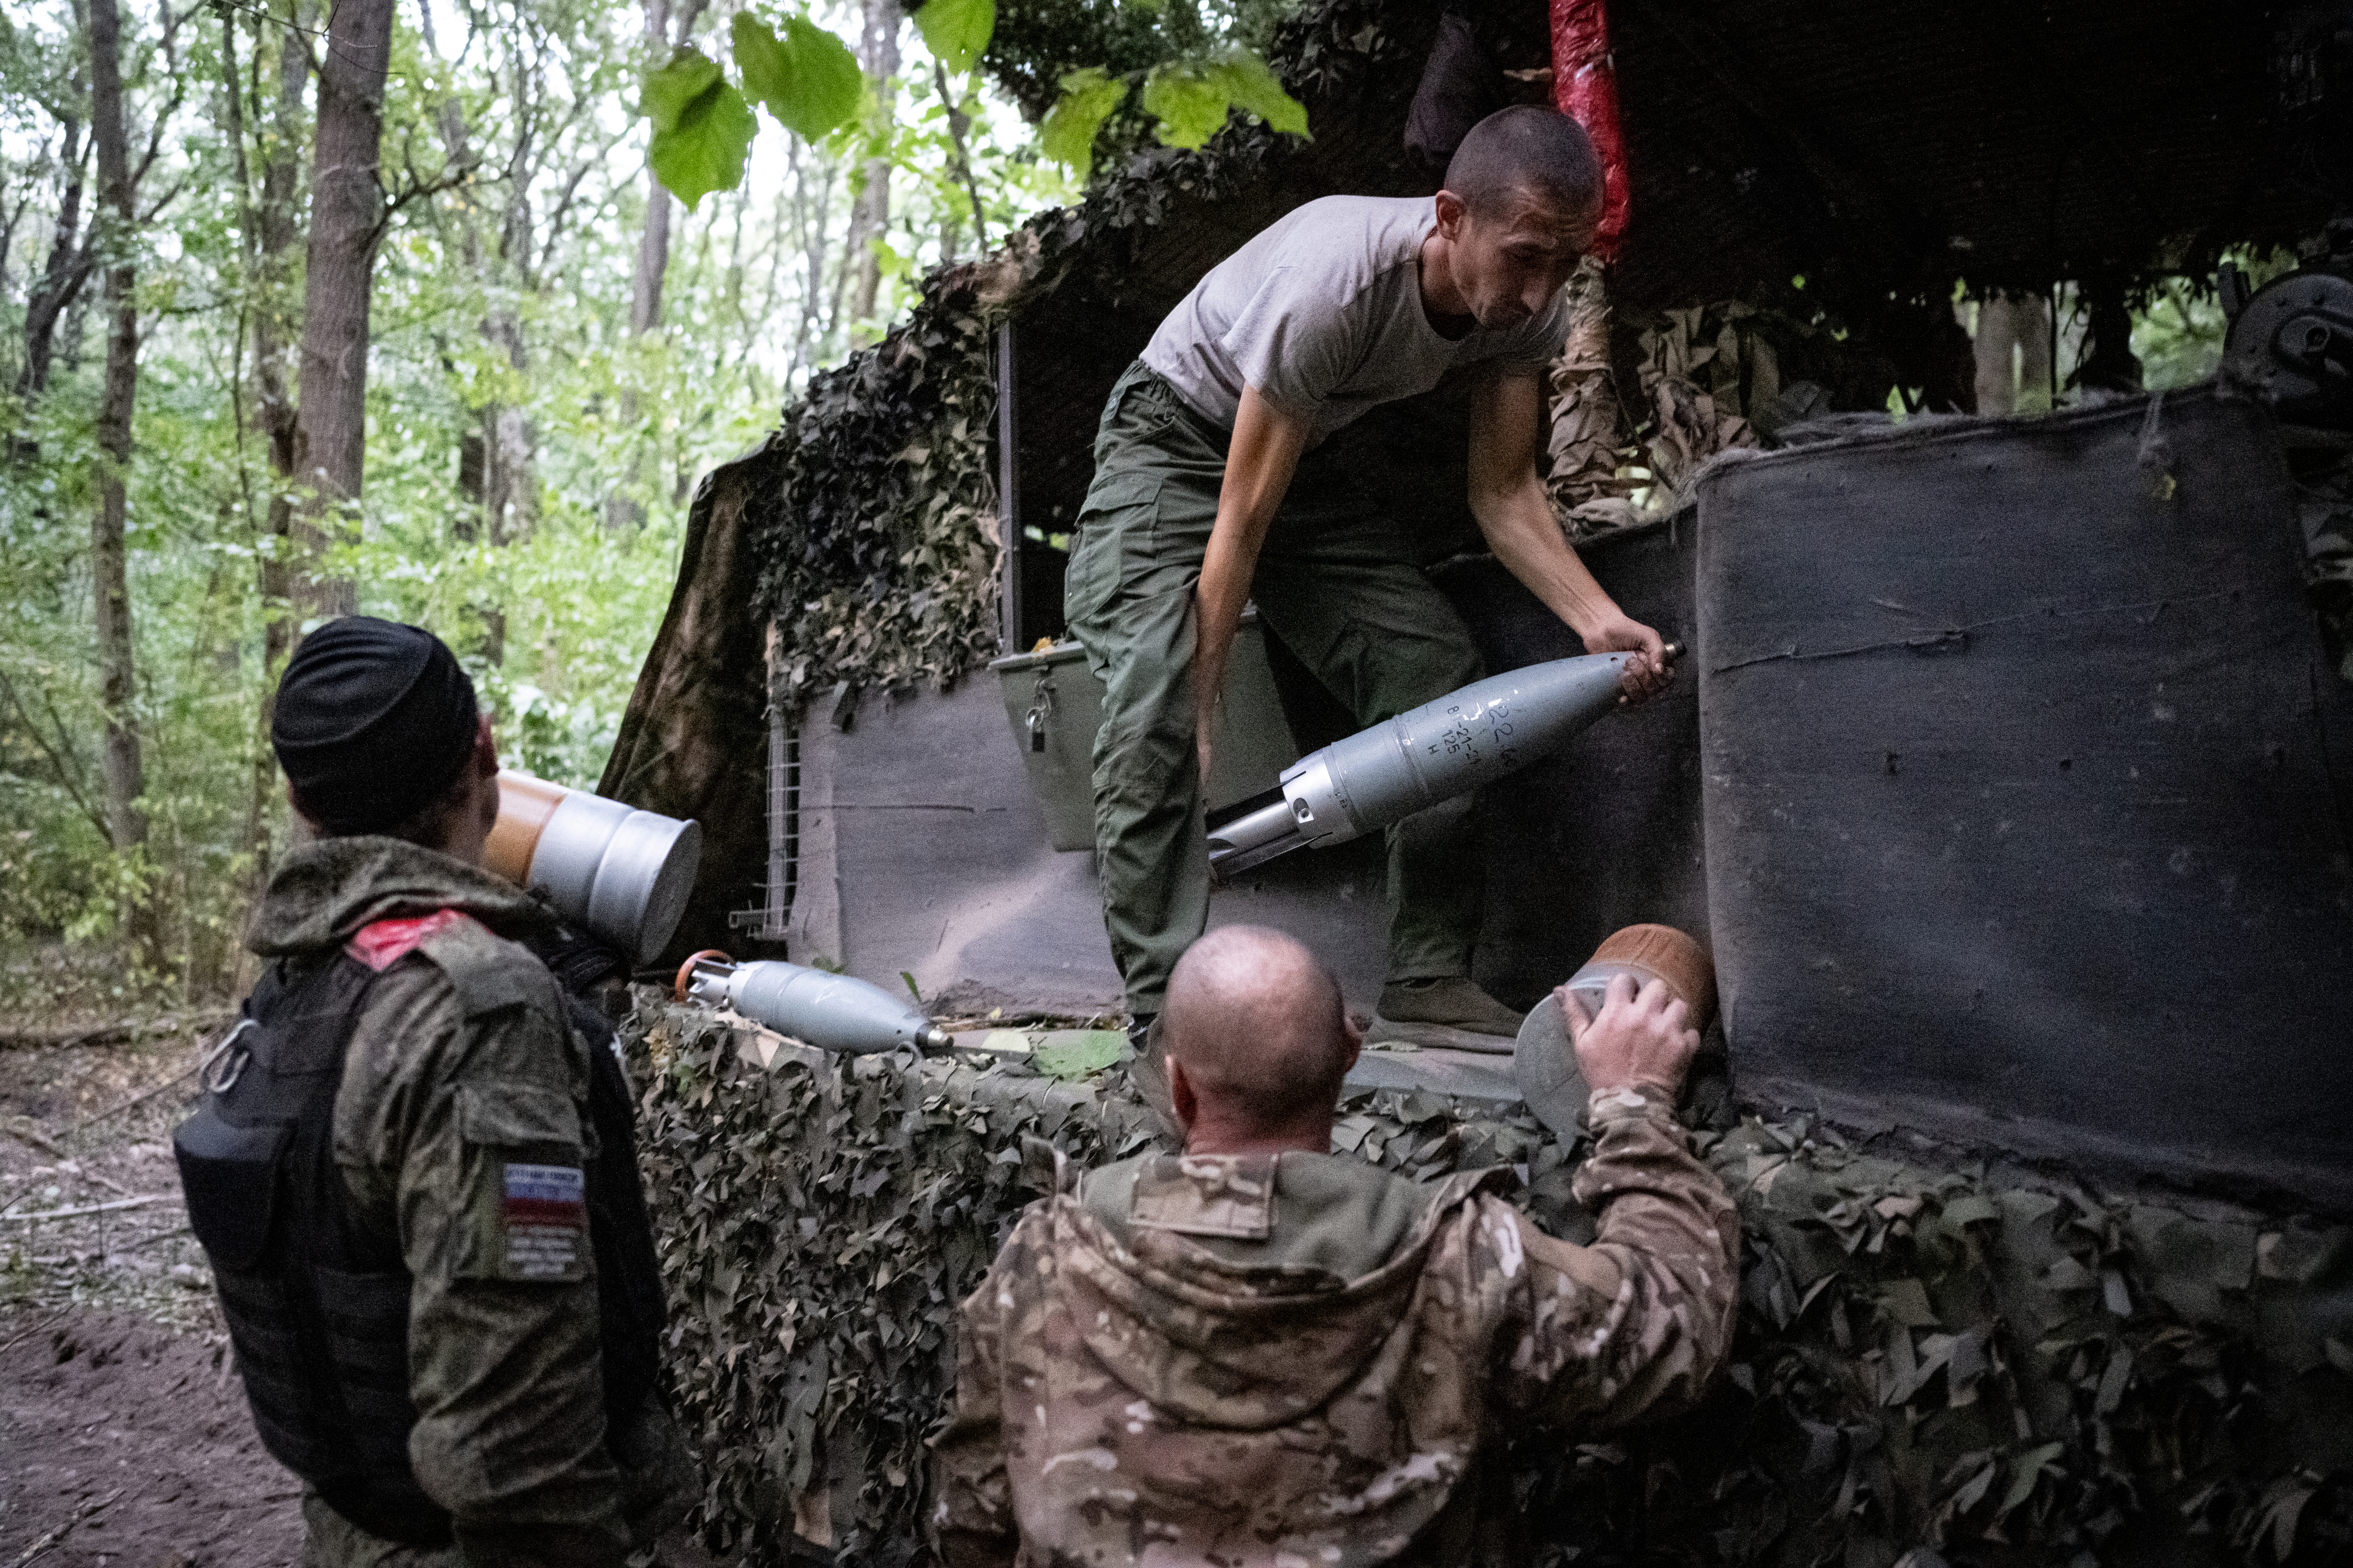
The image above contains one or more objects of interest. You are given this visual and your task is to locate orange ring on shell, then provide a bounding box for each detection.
[675,949,734,1002]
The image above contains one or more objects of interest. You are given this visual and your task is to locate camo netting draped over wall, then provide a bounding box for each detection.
[622,994,2353,1568]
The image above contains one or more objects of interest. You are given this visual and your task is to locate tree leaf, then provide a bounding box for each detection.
[734,11,864,143]
[1032,1030,1127,1082]
[1140,61,1231,150]
[643,46,724,134]
[649,75,757,211]
[1203,49,1308,138]
[1039,66,1128,175]
[914,0,994,76]
[1138,52,1308,151]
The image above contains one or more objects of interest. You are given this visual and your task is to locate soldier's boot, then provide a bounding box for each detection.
[1364,977,1525,1056]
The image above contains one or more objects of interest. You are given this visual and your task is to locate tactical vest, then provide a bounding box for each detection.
[173,943,665,1548]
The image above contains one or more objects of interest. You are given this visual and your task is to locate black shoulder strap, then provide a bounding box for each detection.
[569,997,666,1424]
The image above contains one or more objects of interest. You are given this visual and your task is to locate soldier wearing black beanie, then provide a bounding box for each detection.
[188,615,696,1568]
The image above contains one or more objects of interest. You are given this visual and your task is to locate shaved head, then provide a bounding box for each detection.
[1442,105,1602,224]
[1162,926,1352,1135]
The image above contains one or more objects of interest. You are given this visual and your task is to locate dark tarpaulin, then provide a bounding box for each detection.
[1429,519,1708,1012]
[596,437,783,970]
[1695,386,2353,1209]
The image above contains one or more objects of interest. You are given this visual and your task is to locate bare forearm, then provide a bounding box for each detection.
[1194,387,1307,731]
[1472,475,1617,640]
[1194,527,1254,719]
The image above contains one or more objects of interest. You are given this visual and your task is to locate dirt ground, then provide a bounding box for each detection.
[0,1002,733,1568]
[0,1308,305,1566]
[1,1016,309,1566]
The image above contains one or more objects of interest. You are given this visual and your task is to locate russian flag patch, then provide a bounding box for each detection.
[502,1163,586,1278]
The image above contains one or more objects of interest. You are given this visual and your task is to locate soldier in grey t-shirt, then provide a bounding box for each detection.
[1064,106,1670,1052]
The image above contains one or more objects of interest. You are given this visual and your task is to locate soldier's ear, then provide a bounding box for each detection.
[1167,1056,1198,1130]
[1433,188,1469,239]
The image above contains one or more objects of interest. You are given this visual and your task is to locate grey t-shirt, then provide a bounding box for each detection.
[1139,194,1574,445]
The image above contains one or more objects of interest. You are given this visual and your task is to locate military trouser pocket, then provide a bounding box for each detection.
[1096,363,1184,453]
[1066,469,1174,628]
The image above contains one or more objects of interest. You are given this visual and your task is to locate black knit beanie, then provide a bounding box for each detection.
[272,617,480,836]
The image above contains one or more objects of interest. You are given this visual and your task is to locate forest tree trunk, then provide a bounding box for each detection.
[609,0,704,531]
[629,0,675,341]
[288,0,395,624]
[230,6,312,923]
[631,185,671,335]
[14,116,90,406]
[839,0,899,331]
[86,0,156,959]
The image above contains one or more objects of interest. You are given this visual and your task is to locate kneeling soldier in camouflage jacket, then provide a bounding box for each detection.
[932,923,1737,1566]
[175,618,694,1567]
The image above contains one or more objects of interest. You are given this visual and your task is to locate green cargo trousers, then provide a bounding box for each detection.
[1065,361,1485,1013]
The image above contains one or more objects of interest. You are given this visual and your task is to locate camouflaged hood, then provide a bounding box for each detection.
[1048,1160,1511,1430]
[247,836,555,957]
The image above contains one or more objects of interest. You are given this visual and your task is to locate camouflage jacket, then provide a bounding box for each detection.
[930,1083,1738,1567]
[245,838,692,1568]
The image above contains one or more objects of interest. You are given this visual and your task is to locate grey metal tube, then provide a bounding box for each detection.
[527,791,702,965]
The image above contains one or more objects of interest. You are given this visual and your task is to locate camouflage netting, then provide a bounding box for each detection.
[1544,275,1955,542]
[622,993,2353,1568]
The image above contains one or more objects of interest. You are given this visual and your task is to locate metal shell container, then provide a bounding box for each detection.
[1516,923,1717,1140]
[1558,923,1718,1033]
[484,771,702,965]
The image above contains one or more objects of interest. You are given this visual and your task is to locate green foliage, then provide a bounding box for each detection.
[2130,249,2297,392]
[1036,65,1126,173]
[1139,49,1304,147]
[646,49,759,210]
[914,0,998,76]
[982,0,1293,123]
[731,11,862,143]
[636,0,1307,210]
[643,45,726,128]
[630,991,2353,1567]
[5,0,1053,992]
[1135,56,1226,146]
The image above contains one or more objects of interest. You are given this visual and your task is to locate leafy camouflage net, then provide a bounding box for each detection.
[747,280,1008,728]
[624,993,2353,1567]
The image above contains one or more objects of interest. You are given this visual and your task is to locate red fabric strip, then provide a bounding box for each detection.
[345,909,471,973]
[1551,0,1629,261]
